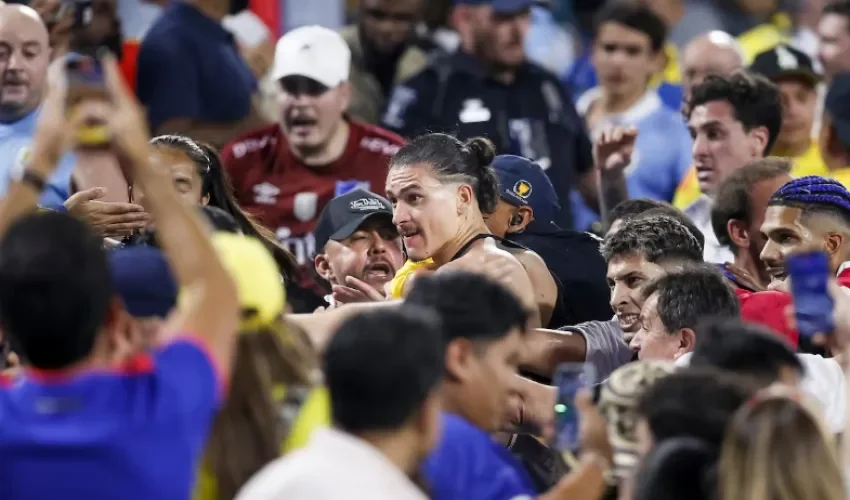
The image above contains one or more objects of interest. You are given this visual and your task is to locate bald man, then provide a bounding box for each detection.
[0,4,148,237]
[681,31,744,105]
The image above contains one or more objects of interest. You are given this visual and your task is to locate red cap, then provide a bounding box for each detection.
[735,289,799,349]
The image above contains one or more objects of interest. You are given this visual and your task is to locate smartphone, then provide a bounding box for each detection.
[552,363,596,452]
[787,251,835,337]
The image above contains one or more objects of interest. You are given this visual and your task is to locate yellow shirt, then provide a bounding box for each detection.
[389,259,434,299]
[194,386,331,500]
[737,13,792,65]
[826,168,850,188]
[672,141,828,210]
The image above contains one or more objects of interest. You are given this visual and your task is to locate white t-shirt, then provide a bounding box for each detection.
[676,352,846,433]
[236,428,428,500]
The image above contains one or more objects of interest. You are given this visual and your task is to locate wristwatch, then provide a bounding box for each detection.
[13,168,47,193]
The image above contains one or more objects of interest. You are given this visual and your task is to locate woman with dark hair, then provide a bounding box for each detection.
[134,135,298,281]
[376,133,560,329]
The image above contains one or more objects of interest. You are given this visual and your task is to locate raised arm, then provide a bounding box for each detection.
[102,54,240,377]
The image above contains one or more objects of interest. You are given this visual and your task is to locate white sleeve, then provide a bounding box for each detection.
[798,354,846,434]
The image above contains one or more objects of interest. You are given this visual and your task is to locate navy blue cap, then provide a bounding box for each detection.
[314,188,394,252]
[109,246,178,319]
[491,155,560,232]
[454,0,533,14]
[826,72,850,149]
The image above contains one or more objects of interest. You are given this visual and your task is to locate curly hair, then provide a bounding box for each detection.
[687,72,782,155]
[600,215,703,264]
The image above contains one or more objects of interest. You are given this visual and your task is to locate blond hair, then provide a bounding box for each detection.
[719,393,845,500]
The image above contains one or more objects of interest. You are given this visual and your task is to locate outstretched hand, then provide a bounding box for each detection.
[64,187,150,237]
[332,276,387,304]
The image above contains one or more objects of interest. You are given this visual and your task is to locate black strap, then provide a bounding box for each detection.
[450,233,527,262]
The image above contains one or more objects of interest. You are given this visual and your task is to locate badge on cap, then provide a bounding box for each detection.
[349,197,384,212]
[776,46,799,70]
[512,180,533,199]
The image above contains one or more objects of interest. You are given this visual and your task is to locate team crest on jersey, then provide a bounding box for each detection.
[512,180,532,199]
[253,182,280,205]
[293,192,319,222]
[335,180,370,197]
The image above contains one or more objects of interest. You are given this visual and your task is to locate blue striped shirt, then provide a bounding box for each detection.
[0,109,75,209]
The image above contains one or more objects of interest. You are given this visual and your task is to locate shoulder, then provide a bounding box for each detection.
[222,124,282,162]
[236,449,320,500]
[351,121,406,156]
[574,87,601,118]
[139,18,186,56]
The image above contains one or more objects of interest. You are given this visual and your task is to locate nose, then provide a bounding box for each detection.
[629,330,642,352]
[7,51,22,71]
[692,134,711,158]
[391,203,408,226]
[609,282,627,311]
[759,239,780,266]
[368,230,389,254]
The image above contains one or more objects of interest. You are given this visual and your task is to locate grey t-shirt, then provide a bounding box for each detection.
[560,318,634,381]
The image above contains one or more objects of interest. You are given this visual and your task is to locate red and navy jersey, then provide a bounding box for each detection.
[0,337,223,499]
[221,120,405,266]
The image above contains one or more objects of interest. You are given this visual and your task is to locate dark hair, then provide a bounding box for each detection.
[633,438,717,500]
[691,318,804,387]
[768,175,850,227]
[0,211,111,369]
[405,271,529,343]
[687,72,782,156]
[823,0,850,19]
[593,1,667,52]
[638,368,756,447]
[640,264,741,333]
[205,319,319,500]
[711,157,793,251]
[150,135,298,279]
[324,307,444,433]
[638,207,704,254]
[609,198,671,224]
[390,133,500,214]
[600,215,703,264]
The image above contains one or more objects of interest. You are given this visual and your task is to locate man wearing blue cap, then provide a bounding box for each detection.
[487,155,613,324]
[381,0,594,229]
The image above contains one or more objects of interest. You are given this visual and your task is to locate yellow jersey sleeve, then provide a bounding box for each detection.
[389,259,434,299]
[672,167,701,210]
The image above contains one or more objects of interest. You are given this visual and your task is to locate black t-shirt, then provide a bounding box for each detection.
[509,229,612,327]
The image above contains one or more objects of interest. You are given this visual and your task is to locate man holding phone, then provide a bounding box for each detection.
[0,4,148,236]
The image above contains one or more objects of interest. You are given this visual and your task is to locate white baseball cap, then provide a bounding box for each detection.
[272,25,351,88]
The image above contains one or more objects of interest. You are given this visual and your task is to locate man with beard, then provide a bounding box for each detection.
[339,0,429,124]
[136,0,269,147]
[0,3,148,240]
[683,71,782,263]
[222,26,404,305]
[0,4,73,208]
[313,189,405,307]
[381,0,593,229]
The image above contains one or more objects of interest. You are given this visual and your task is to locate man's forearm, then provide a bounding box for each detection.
[598,170,628,228]
[0,152,57,238]
[287,300,402,353]
[522,328,588,378]
[132,152,228,291]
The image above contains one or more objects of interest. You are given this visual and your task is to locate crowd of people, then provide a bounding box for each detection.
[1,0,850,499]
